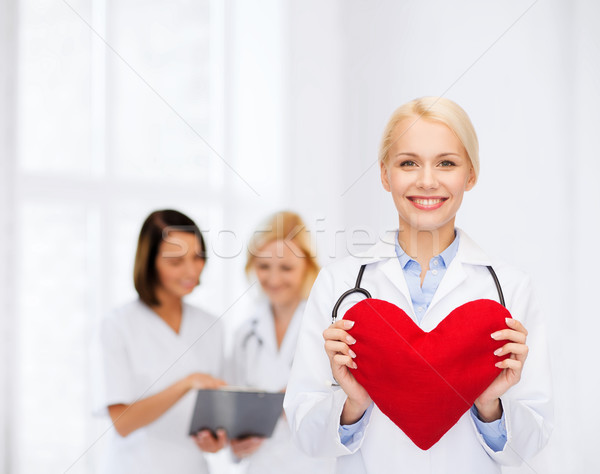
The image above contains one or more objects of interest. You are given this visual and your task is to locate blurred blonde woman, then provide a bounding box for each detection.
[228,211,335,473]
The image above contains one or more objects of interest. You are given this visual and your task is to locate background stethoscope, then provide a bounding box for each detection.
[242,318,263,349]
[331,264,506,323]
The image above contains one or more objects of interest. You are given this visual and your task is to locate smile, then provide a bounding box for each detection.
[408,197,448,210]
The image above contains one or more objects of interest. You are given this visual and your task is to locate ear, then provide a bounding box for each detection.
[380,161,391,192]
[465,167,476,191]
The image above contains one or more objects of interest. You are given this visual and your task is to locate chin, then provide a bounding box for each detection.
[269,295,292,306]
[399,215,454,233]
[178,287,196,296]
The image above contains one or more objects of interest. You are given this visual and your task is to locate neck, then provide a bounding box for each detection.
[271,298,301,350]
[271,298,301,322]
[397,220,456,268]
[152,287,183,327]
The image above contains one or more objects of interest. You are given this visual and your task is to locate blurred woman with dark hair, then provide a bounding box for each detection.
[93,209,226,474]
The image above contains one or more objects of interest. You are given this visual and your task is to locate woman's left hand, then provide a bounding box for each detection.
[474,318,529,421]
[230,436,264,459]
[192,429,228,453]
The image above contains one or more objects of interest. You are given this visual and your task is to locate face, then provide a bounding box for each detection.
[154,231,205,300]
[252,239,308,307]
[381,118,476,236]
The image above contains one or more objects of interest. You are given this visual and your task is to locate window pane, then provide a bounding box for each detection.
[17,0,92,175]
[108,0,215,183]
[14,202,90,473]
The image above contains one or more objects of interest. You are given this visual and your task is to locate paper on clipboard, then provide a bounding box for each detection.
[188,387,285,440]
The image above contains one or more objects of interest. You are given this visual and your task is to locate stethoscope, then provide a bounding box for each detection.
[331,264,505,323]
[242,318,263,349]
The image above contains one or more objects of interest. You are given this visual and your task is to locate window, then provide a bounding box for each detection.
[11,0,234,472]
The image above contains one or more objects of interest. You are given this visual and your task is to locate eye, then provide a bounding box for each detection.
[439,160,456,167]
[399,160,417,167]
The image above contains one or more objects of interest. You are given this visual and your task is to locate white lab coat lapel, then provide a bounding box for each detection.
[379,257,414,315]
[279,301,306,362]
[423,229,492,329]
[357,231,414,315]
[422,257,467,329]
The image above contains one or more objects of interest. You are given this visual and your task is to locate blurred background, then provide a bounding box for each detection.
[0,0,599,472]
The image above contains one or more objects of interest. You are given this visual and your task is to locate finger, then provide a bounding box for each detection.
[493,342,529,359]
[216,429,227,446]
[234,437,261,450]
[194,432,218,451]
[333,353,357,370]
[191,432,203,446]
[324,340,355,358]
[495,357,524,371]
[505,317,528,336]
[491,328,527,344]
[323,319,355,339]
[332,319,355,331]
[323,327,356,345]
[195,429,212,440]
[206,379,227,389]
[231,439,250,450]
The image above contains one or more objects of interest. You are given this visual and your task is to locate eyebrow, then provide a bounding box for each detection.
[394,152,462,158]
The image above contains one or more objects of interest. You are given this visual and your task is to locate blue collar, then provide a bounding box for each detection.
[394,231,460,270]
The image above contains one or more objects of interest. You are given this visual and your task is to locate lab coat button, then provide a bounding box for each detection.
[432,269,438,275]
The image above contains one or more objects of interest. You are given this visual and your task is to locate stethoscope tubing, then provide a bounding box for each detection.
[331,264,505,323]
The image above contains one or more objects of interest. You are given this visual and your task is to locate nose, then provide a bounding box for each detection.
[265,268,281,287]
[184,258,201,278]
[416,165,438,190]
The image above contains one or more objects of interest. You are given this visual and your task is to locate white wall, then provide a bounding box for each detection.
[572,0,600,470]
[0,0,18,470]
[286,0,346,266]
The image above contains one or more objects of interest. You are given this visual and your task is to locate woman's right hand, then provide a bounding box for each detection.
[186,373,227,391]
[323,319,372,424]
[193,429,228,453]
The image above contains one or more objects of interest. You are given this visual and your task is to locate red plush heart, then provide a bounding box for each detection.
[343,298,511,450]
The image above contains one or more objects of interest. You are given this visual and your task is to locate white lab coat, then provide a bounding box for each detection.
[92,300,224,474]
[284,229,553,474]
[229,299,336,474]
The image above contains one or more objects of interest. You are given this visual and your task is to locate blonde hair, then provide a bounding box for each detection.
[379,97,480,183]
[246,211,319,299]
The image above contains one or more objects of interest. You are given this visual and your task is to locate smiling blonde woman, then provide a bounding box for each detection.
[284,97,553,474]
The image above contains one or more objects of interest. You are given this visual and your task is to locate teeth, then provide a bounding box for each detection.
[412,198,444,205]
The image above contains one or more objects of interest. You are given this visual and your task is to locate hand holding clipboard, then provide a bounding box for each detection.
[189,387,285,440]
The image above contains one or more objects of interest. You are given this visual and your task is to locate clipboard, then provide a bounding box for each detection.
[188,387,285,439]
